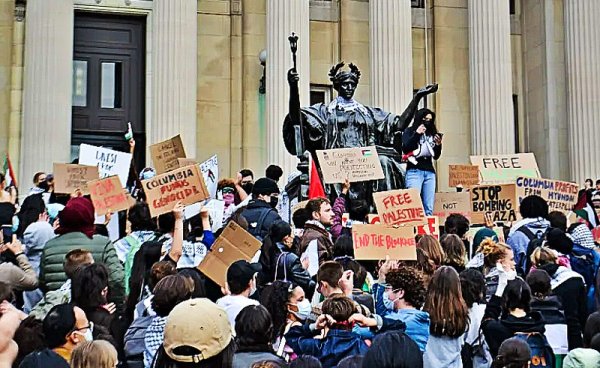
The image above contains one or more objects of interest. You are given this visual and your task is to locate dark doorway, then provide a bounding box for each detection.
[72,12,146,171]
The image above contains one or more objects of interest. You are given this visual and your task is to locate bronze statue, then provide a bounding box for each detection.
[283,59,437,208]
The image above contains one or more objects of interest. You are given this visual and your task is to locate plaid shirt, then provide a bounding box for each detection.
[143,316,167,368]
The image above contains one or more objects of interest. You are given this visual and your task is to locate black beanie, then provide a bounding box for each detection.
[252,177,280,196]
[545,228,574,255]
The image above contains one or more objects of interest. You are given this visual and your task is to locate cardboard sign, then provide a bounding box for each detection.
[150,135,187,174]
[449,165,480,187]
[199,155,219,198]
[198,221,262,288]
[470,184,518,224]
[53,163,99,194]
[415,216,440,239]
[88,176,131,216]
[515,177,579,213]
[177,158,197,167]
[470,153,540,184]
[367,214,381,224]
[373,188,427,226]
[433,192,472,222]
[79,144,133,187]
[316,146,385,184]
[142,165,209,218]
[352,224,418,260]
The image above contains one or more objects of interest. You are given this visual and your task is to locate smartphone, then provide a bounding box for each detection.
[1,226,12,244]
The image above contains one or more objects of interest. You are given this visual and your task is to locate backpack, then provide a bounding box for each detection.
[248,208,274,242]
[517,226,546,273]
[513,332,555,368]
[123,315,154,368]
[461,329,492,368]
[569,243,598,290]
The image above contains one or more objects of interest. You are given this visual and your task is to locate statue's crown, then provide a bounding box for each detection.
[329,62,361,84]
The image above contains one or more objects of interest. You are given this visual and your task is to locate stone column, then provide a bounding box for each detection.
[151,0,197,158]
[564,1,600,184]
[468,0,514,155]
[20,0,73,188]
[369,0,414,113]
[266,0,310,178]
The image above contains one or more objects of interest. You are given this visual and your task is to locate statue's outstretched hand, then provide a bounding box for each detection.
[288,68,299,86]
[416,83,439,97]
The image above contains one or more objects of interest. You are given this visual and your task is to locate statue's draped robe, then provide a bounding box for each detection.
[283,97,405,206]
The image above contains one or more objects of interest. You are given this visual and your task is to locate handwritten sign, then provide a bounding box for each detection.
[79,144,132,187]
[316,146,385,184]
[352,224,417,260]
[88,176,131,216]
[515,177,579,213]
[449,165,480,187]
[433,192,472,222]
[373,188,427,226]
[366,214,439,239]
[198,221,262,288]
[53,163,99,194]
[142,165,210,218]
[470,184,518,224]
[199,155,219,198]
[470,153,540,184]
[150,135,187,174]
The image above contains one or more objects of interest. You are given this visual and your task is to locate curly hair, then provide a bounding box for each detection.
[218,178,236,191]
[260,280,296,338]
[385,267,427,309]
[424,266,469,337]
[478,239,511,270]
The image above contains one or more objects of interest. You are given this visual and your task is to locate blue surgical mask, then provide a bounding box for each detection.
[290,299,312,321]
[141,169,156,180]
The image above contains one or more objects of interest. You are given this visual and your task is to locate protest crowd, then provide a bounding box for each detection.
[1,126,600,368]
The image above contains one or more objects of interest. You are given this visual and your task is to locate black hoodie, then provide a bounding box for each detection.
[481,295,546,357]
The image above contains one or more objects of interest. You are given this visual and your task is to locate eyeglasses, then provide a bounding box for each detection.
[71,321,94,334]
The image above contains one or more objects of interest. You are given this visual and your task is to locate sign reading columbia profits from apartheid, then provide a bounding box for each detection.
[373,188,427,227]
[142,165,209,218]
[352,224,417,260]
[316,146,385,184]
[470,184,518,224]
[470,153,540,184]
[516,177,579,213]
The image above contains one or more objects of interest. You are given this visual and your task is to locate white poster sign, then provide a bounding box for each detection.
[199,155,219,199]
[79,144,132,187]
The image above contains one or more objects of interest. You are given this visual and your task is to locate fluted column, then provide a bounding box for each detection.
[266,0,310,178]
[468,0,514,155]
[369,0,413,113]
[20,0,73,188]
[151,0,197,157]
[564,1,600,184]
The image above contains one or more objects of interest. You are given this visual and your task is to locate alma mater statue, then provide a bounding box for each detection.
[282,61,438,208]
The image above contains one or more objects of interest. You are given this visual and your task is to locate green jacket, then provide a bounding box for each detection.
[39,232,125,306]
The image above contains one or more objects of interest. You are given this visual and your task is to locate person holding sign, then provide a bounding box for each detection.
[400,109,443,216]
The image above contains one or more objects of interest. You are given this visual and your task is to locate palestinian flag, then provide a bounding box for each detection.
[3,153,17,188]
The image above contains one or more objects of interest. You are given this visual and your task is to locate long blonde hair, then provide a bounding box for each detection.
[70,341,117,368]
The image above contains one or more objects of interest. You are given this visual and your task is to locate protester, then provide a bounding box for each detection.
[548,211,568,232]
[373,263,430,351]
[269,220,315,295]
[144,275,193,368]
[233,305,285,368]
[423,266,468,367]
[20,304,91,368]
[315,262,355,305]
[163,207,214,269]
[0,297,25,367]
[151,298,235,368]
[402,235,445,284]
[491,337,531,368]
[440,234,467,274]
[0,173,16,230]
[218,179,239,223]
[460,268,492,367]
[468,238,516,301]
[330,179,351,241]
[530,246,587,349]
[242,178,282,240]
[360,331,423,368]
[562,348,600,368]
[70,340,118,368]
[0,238,38,291]
[300,198,335,268]
[133,261,176,319]
[39,197,125,307]
[239,169,255,198]
[266,165,284,184]
[217,260,261,331]
[583,312,600,348]
[506,195,550,275]
[289,356,322,368]
[401,108,442,216]
[336,355,363,368]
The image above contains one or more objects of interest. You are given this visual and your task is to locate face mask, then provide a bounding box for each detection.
[223,193,235,206]
[83,328,93,342]
[142,170,156,181]
[290,299,312,321]
[37,180,49,191]
[383,290,400,310]
[270,196,279,209]
[241,183,253,195]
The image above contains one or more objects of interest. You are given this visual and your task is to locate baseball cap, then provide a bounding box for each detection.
[163,298,232,363]
[227,260,262,287]
[252,177,280,196]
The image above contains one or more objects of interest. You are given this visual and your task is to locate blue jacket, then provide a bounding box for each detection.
[373,282,430,351]
[507,218,550,274]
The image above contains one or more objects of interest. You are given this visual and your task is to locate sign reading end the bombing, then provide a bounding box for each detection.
[470,153,540,184]
[142,165,209,218]
[515,177,579,213]
[470,184,518,224]
[316,146,385,184]
[373,188,427,227]
[352,224,417,260]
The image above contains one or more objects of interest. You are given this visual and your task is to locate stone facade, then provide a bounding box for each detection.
[0,0,596,190]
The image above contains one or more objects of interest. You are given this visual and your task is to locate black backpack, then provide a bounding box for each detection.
[517,226,547,273]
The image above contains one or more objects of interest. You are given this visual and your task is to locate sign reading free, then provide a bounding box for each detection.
[470,153,540,184]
